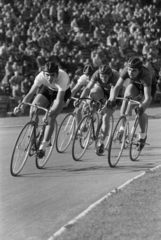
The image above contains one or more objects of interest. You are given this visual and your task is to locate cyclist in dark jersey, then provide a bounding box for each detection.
[109,57,158,151]
[80,64,121,155]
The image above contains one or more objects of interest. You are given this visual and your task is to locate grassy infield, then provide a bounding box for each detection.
[53,167,161,240]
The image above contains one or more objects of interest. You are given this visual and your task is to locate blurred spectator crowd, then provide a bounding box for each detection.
[0,0,161,101]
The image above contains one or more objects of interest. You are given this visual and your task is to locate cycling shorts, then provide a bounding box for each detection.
[132,82,156,98]
[39,86,71,106]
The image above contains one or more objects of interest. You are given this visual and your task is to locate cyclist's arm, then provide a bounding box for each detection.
[141,85,152,110]
[14,83,39,115]
[71,82,82,97]
[21,84,39,109]
[109,77,124,101]
[80,81,95,98]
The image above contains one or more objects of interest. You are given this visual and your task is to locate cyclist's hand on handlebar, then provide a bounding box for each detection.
[106,99,116,110]
[14,105,24,116]
[74,99,81,108]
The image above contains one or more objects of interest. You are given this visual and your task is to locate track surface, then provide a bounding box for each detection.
[0,110,161,240]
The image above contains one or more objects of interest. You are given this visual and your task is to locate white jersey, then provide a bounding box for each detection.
[34,69,70,91]
[77,74,90,86]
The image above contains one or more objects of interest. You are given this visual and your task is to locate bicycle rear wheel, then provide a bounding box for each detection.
[36,121,57,169]
[56,113,75,153]
[72,115,92,161]
[10,122,34,176]
[108,116,127,167]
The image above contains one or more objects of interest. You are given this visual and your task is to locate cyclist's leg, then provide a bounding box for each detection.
[101,108,115,140]
[120,84,140,115]
[30,92,49,135]
[90,85,106,155]
[89,84,104,101]
[137,103,148,151]
[137,85,156,151]
[118,84,140,140]
[120,83,139,128]
[41,88,71,145]
[75,104,83,129]
[139,84,156,134]
[101,86,120,142]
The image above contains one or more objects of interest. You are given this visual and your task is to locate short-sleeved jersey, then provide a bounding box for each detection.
[144,62,158,85]
[120,66,152,87]
[34,69,70,91]
[91,69,120,91]
[77,74,90,86]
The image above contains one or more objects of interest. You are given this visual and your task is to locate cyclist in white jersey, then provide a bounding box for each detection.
[66,64,94,128]
[71,64,94,98]
[14,62,71,158]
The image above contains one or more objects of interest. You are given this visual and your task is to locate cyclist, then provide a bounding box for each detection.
[109,57,158,151]
[66,64,94,127]
[14,61,71,158]
[71,64,94,98]
[80,64,121,155]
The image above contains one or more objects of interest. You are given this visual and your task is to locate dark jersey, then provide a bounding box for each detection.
[144,62,158,85]
[91,69,120,92]
[120,66,152,87]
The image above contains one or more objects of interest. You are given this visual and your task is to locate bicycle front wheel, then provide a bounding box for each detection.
[108,116,127,167]
[130,114,148,161]
[72,115,92,161]
[36,121,57,169]
[56,113,76,153]
[10,122,34,176]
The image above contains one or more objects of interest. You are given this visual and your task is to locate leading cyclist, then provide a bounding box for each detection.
[14,61,71,158]
[109,57,158,151]
[80,64,122,155]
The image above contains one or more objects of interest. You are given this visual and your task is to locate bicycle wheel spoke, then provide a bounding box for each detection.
[56,113,75,153]
[72,116,92,161]
[10,123,34,176]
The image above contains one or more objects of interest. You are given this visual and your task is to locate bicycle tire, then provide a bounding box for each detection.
[108,116,127,167]
[35,121,57,169]
[104,115,114,150]
[56,113,76,153]
[10,122,34,176]
[130,114,148,161]
[94,115,103,150]
[72,115,92,161]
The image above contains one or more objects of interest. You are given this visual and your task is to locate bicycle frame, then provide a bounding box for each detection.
[20,102,51,155]
[84,100,105,145]
[115,97,140,145]
[87,111,99,142]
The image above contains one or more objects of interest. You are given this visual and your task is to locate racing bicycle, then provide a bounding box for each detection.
[108,97,148,167]
[10,102,57,176]
[72,99,114,161]
[56,97,99,153]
